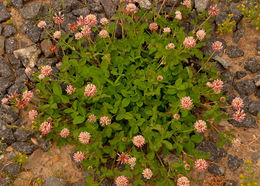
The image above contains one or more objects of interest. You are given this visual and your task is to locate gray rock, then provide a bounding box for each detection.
[41,40,53,57]
[230,3,243,23]
[233,27,244,43]
[161,153,179,166]
[208,164,226,176]
[8,82,26,95]
[221,71,234,82]
[20,21,42,43]
[256,40,260,51]
[8,151,16,159]
[89,3,103,13]
[0,4,11,23]
[20,2,42,19]
[61,13,77,33]
[0,77,13,95]
[14,129,32,142]
[3,25,16,37]
[12,142,38,155]
[228,114,258,128]
[235,71,247,79]
[0,119,15,145]
[37,58,58,67]
[234,79,256,96]
[224,180,238,186]
[100,0,117,18]
[0,104,19,123]
[5,37,17,54]
[226,45,244,58]
[8,55,22,70]
[213,55,232,69]
[43,176,68,186]
[0,57,13,78]
[12,118,26,127]
[248,101,260,116]
[13,45,41,68]
[216,12,228,25]
[72,8,90,17]
[3,163,20,177]
[35,132,51,152]
[0,36,4,56]
[244,58,260,73]
[0,24,2,34]
[228,154,243,171]
[252,153,260,161]
[11,0,23,9]
[202,37,226,57]
[196,141,226,162]
[194,0,209,12]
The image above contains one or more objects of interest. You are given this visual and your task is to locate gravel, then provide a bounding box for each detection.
[244,58,260,73]
[2,25,17,37]
[234,79,256,96]
[0,4,11,23]
[226,45,244,58]
[228,154,243,171]
[19,2,42,19]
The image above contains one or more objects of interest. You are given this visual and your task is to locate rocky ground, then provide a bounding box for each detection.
[0,0,259,185]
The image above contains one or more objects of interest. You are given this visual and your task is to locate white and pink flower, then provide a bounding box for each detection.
[84,84,97,97]
[180,96,193,109]
[60,128,70,138]
[194,159,208,171]
[133,135,145,147]
[78,131,91,144]
[183,36,196,49]
[194,120,207,133]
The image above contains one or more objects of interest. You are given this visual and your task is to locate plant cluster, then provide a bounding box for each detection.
[217,14,236,34]
[2,1,248,185]
[238,3,260,30]
[13,153,28,165]
[239,160,259,186]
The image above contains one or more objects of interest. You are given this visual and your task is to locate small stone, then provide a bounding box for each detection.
[232,27,244,43]
[11,142,38,155]
[35,132,51,152]
[226,45,244,58]
[256,40,260,51]
[0,4,11,23]
[234,79,256,96]
[228,154,243,171]
[244,58,260,73]
[41,40,53,58]
[161,153,179,166]
[252,153,260,161]
[89,3,103,13]
[3,163,20,177]
[13,45,41,68]
[235,71,247,79]
[221,71,234,82]
[208,164,226,176]
[0,104,19,123]
[0,57,13,78]
[196,141,226,162]
[213,55,232,69]
[14,129,32,142]
[8,82,26,95]
[5,37,17,54]
[43,176,68,186]
[8,55,22,70]
[230,3,243,23]
[0,36,4,56]
[20,21,42,43]
[0,119,15,145]
[3,25,16,37]
[10,0,23,9]
[72,8,90,17]
[228,114,258,128]
[248,101,260,116]
[140,0,152,10]
[20,2,42,20]
[0,77,13,95]
[195,0,210,12]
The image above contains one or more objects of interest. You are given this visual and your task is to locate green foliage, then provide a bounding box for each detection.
[15,2,228,185]
[239,160,259,186]
[239,2,260,30]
